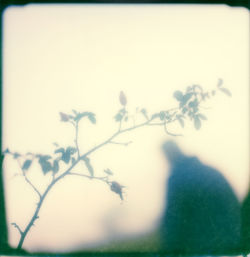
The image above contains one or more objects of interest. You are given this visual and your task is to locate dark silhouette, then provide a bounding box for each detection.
[241,189,250,254]
[160,140,241,255]
[0,154,9,253]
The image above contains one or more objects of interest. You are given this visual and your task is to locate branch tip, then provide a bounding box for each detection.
[11,222,23,235]
[164,123,183,137]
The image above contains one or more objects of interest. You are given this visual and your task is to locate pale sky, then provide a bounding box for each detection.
[2,4,249,252]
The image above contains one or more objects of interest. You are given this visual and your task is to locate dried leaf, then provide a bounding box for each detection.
[119,91,127,106]
[59,112,69,122]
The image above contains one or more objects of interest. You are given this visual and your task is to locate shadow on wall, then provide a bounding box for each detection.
[160,140,241,256]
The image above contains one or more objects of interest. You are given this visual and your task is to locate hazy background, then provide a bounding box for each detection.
[2,4,249,252]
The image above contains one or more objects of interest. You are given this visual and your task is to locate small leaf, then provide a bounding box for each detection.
[165,113,171,121]
[194,116,201,130]
[159,111,165,121]
[193,84,202,91]
[38,158,52,174]
[52,160,59,174]
[173,91,183,101]
[198,114,207,120]
[62,151,71,164]
[217,78,223,88]
[211,90,216,96]
[189,98,199,108]
[151,113,159,120]
[74,112,88,122]
[114,113,123,122]
[3,148,10,154]
[219,87,232,97]
[22,160,32,171]
[82,157,94,176]
[72,109,78,115]
[182,107,188,114]
[193,106,199,113]
[141,108,149,120]
[40,155,51,161]
[110,181,124,200]
[104,168,113,175]
[67,147,77,155]
[181,93,193,105]
[119,91,127,106]
[13,152,20,159]
[124,116,128,122]
[72,157,76,164]
[177,118,184,128]
[59,112,69,122]
[55,148,65,154]
[88,113,96,124]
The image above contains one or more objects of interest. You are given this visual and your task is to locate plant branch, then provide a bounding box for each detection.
[164,122,183,137]
[75,121,80,158]
[11,222,23,235]
[118,120,122,132]
[147,122,165,126]
[109,141,132,146]
[23,175,42,199]
[15,110,178,249]
[17,160,42,199]
[68,172,110,185]
[16,159,80,249]
[119,118,152,134]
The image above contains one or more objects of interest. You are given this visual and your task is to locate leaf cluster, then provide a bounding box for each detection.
[60,110,96,124]
[172,81,231,130]
[114,108,128,122]
[2,82,232,249]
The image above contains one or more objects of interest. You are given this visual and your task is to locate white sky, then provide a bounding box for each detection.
[2,4,249,252]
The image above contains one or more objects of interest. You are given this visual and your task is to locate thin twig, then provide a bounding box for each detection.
[109,141,132,146]
[148,122,165,126]
[75,121,80,158]
[11,222,23,235]
[164,122,183,137]
[68,172,110,184]
[118,120,122,132]
[17,159,80,249]
[17,160,42,199]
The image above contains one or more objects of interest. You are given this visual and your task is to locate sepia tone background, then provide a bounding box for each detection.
[2,4,249,252]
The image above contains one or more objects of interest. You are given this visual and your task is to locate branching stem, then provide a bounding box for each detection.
[164,122,183,137]
[15,107,182,249]
[75,121,80,158]
[109,141,132,146]
[11,222,23,235]
[69,172,110,185]
[17,160,42,199]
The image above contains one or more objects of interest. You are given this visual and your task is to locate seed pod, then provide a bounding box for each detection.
[60,112,69,122]
[119,91,127,106]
